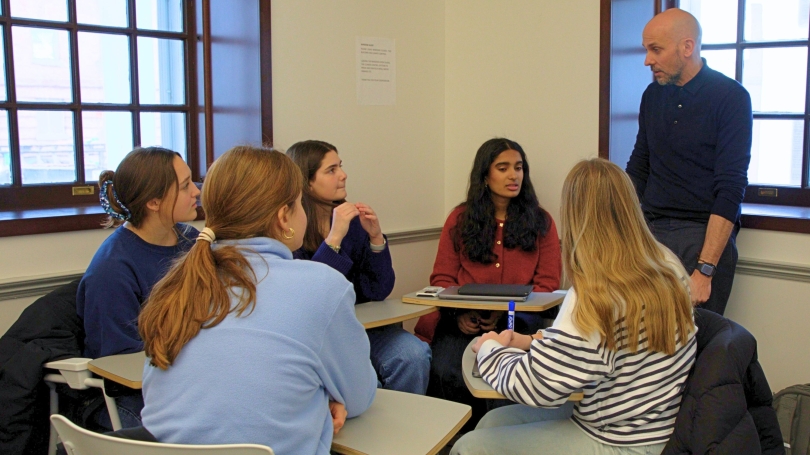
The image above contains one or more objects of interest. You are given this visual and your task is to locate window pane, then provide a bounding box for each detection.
[679,0,738,44]
[748,119,805,186]
[702,49,736,80]
[136,0,183,32]
[138,37,185,105]
[0,28,6,102]
[13,27,73,103]
[743,47,807,113]
[0,111,9,185]
[140,112,186,158]
[18,110,76,184]
[79,32,131,104]
[10,0,67,22]
[745,0,810,42]
[83,111,133,181]
[77,0,129,28]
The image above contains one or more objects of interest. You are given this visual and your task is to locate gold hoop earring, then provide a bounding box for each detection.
[282,227,295,240]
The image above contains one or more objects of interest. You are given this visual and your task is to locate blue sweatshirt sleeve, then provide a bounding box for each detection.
[317,285,377,418]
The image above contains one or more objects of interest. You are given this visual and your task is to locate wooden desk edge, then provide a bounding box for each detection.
[361,305,437,330]
[87,363,142,390]
[330,407,472,455]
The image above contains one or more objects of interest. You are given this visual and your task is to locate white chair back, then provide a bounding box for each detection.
[50,415,275,455]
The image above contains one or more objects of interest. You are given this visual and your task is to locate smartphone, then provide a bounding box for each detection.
[472,360,482,378]
[416,286,444,297]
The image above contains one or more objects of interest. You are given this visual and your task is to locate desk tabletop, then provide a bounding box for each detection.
[402,291,564,312]
[88,351,145,390]
[355,299,437,329]
[462,338,583,402]
[332,389,471,455]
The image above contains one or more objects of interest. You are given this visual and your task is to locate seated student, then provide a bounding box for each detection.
[415,137,561,425]
[76,147,200,429]
[138,146,377,453]
[452,158,697,455]
[286,140,431,395]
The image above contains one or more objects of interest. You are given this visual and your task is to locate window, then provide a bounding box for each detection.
[0,0,198,211]
[680,0,810,204]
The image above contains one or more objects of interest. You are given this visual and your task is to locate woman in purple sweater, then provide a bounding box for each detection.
[287,140,430,394]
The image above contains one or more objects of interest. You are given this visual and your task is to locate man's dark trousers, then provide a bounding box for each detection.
[649,218,738,315]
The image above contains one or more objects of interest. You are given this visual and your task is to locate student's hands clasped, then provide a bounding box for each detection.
[324,202,385,248]
[456,311,503,335]
[329,400,348,436]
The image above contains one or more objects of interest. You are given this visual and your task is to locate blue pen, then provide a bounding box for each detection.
[507,300,515,331]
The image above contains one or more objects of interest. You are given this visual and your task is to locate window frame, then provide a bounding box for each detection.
[0,0,200,211]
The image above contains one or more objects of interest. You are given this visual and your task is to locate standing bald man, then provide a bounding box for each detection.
[626,8,752,315]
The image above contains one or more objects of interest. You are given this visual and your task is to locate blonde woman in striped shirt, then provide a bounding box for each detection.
[452,158,696,455]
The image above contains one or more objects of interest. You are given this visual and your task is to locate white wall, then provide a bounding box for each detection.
[444,0,600,220]
[271,0,446,232]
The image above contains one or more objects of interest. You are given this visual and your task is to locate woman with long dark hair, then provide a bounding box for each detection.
[77,147,200,429]
[286,140,431,395]
[415,137,561,427]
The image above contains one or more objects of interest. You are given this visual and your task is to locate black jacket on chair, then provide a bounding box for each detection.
[0,279,84,455]
[662,308,784,455]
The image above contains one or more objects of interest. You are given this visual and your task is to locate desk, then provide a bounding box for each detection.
[461,338,583,402]
[88,351,145,390]
[402,291,564,312]
[355,299,437,329]
[89,352,470,454]
[332,389,470,455]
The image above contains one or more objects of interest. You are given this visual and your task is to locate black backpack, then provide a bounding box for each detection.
[774,384,810,455]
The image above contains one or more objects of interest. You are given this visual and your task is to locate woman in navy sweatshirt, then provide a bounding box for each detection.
[76,147,200,429]
[286,140,431,395]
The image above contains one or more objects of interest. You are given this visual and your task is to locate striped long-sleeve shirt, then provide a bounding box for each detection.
[477,271,696,446]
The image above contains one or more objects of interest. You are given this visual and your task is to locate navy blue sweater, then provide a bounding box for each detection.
[77,224,198,358]
[294,217,394,304]
[626,61,752,224]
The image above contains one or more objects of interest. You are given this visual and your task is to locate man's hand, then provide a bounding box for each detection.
[689,270,712,305]
[329,401,348,435]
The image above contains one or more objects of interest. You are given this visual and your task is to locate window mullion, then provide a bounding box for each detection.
[67,0,85,185]
[129,0,141,148]
[3,7,20,187]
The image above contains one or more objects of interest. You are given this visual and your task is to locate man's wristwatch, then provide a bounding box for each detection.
[696,261,717,277]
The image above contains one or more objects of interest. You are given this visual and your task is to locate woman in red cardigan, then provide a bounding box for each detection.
[415,137,561,429]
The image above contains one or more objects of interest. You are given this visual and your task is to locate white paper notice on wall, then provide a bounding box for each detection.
[356,36,396,105]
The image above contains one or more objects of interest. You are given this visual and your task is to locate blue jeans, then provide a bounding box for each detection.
[367,324,431,394]
[451,402,667,455]
[648,217,739,315]
[89,392,144,431]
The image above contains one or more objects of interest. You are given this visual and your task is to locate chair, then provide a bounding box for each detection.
[43,358,124,455]
[50,414,275,455]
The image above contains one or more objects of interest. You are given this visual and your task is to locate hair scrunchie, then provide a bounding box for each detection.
[99,180,132,221]
[196,227,216,244]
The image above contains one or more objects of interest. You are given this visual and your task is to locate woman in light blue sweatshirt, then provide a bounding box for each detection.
[138,146,377,454]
